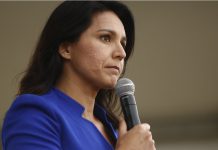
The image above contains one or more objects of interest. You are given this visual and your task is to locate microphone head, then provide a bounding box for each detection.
[115,78,135,97]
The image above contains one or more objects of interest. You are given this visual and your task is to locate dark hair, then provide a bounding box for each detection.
[18,1,135,129]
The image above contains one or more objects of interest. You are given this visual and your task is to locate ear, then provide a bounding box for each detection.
[58,42,71,59]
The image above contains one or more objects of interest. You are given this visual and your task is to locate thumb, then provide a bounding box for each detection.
[118,118,127,138]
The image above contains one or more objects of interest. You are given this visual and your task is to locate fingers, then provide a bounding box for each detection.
[141,123,155,148]
[135,123,155,145]
[117,121,156,150]
[142,123,153,140]
[141,123,150,131]
[152,139,155,144]
[118,120,155,143]
[118,118,127,138]
[134,123,150,133]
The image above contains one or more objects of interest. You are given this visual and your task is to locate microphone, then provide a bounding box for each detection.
[115,78,141,130]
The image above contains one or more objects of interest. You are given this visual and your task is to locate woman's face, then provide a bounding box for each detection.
[61,11,126,90]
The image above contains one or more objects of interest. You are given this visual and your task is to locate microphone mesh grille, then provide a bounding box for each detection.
[115,78,135,97]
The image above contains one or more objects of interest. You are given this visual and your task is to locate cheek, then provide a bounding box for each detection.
[120,60,125,73]
[78,40,109,73]
[84,50,105,71]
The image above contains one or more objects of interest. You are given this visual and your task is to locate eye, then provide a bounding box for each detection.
[121,41,126,49]
[100,34,111,43]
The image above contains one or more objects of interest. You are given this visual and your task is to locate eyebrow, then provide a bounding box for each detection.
[97,29,127,42]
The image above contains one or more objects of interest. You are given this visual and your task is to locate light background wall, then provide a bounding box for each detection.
[0,1,218,149]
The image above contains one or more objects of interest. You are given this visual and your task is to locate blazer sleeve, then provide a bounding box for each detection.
[2,94,62,150]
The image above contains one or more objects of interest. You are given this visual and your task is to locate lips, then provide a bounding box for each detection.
[105,66,120,73]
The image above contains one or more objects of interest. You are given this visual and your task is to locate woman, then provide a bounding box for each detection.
[2,1,155,150]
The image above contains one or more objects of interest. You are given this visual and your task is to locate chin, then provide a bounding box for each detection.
[103,77,118,89]
[104,84,116,89]
[95,75,119,90]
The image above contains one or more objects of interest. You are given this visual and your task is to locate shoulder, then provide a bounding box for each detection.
[2,93,62,149]
[4,92,60,124]
[7,93,55,117]
[11,93,53,108]
[13,93,53,105]
[2,92,62,132]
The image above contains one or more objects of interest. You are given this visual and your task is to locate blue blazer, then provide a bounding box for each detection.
[2,88,117,150]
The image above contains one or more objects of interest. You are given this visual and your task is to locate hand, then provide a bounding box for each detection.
[115,119,156,150]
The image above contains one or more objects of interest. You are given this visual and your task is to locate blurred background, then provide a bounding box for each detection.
[0,1,218,149]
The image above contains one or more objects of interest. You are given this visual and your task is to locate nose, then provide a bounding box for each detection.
[113,43,126,60]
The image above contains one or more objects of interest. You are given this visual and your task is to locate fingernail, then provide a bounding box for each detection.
[146,124,150,130]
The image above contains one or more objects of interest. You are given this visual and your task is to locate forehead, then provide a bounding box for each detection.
[88,11,126,37]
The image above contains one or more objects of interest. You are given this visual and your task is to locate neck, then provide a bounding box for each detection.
[55,66,99,121]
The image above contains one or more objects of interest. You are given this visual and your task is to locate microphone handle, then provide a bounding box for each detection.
[120,94,141,130]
